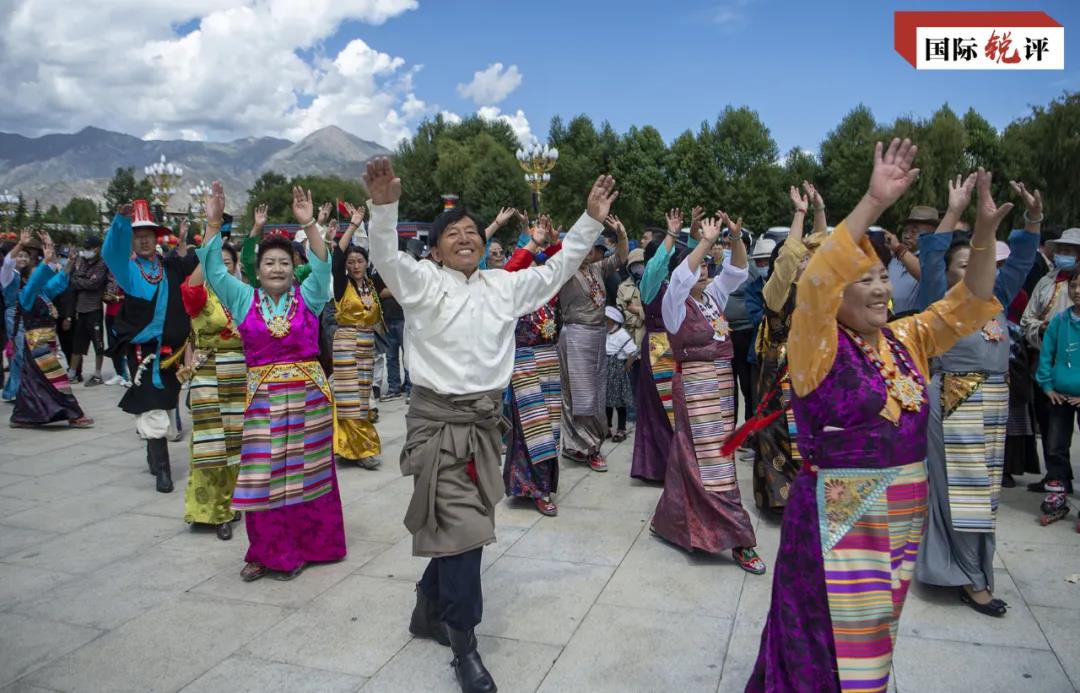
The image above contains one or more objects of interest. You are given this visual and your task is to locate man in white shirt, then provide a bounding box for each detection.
[364,157,617,693]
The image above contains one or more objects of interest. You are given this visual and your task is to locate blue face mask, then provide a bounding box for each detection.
[1054,254,1077,271]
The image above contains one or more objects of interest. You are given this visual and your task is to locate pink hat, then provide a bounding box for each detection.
[995,241,1010,263]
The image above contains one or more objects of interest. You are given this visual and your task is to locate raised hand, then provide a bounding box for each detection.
[789,185,808,213]
[947,172,977,213]
[517,209,530,228]
[343,202,365,226]
[317,202,332,226]
[178,218,190,245]
[586,175,618,223]
[605,214,626,236]
[292,186,314,226]
[362,157,402,206]
[866,138,920,209]
[494,207,516,226]
[665,208,683,234]
[119,203,133,217]
[699,216,722,245]
[883,230,903,252]
[718,211,743,239]
[206,181,226,226]
[1009,180,1043,217]
[39,231,55,264]
[974,167,1014,234]
[689,205,705,240]
[18,228,30,246]
[253,204,269,228]
[803,181,823,209]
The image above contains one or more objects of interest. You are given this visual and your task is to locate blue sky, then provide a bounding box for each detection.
[335,0,1079,153]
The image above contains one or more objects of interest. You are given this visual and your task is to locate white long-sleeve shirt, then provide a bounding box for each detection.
[368,201,604,395]
[661,257,748,334]
[1,252,17,288]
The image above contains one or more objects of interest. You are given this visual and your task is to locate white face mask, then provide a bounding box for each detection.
[79,250,95,259]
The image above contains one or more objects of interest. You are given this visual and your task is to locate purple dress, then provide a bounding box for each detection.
[650,294,756,554]
[630,289,675,482]
[235,292,346,572]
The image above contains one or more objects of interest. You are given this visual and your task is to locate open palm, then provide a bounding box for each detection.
[867,138,919,208]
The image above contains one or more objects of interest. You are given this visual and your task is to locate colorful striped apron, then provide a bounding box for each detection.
[679,358,737,492]
[510,343,562,466]
[942,373,1008,532]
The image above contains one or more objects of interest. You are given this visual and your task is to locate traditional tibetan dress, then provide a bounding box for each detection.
[914,230,1037,592]
[1,253,24,401]
[557,253,623,460]
[331,257,383,464]
[650,257,756,553]
[747,223,1000,693]
[180,278,246,526]
[10,263,85,425]
[198,235,346,573]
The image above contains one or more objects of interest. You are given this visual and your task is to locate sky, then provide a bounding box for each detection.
[0,0,1076,155]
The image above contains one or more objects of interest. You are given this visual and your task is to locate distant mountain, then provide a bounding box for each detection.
[0,125,391,212]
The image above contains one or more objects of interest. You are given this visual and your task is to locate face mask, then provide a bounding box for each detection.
[79,250,95,259]
[630,266,644,281]
[1054,254,1077,271]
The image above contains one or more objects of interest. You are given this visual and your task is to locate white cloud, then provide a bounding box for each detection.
[440,110,463,125]
[0,0,424,146]
[456,63,523,105]
[477,106,534,147]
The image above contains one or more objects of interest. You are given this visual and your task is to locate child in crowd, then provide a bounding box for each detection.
[605,305,638,442]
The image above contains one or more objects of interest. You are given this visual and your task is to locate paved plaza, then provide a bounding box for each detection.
[1,383,1078,692]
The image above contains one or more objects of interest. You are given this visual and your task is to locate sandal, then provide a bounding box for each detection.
[369,407,380,423]
[534,496,558,517]
[612,430,627,443]
[241,562,266,582]
[272,563,307,581]
[68,416,94,428]
[959,587,1007,617]
[733,547,767,575]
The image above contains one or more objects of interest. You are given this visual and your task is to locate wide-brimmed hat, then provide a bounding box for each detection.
[752,237,776,259]
[604,305,624,323]
[903,205,940,226]
[995,241,1011,263]
[627,248,645,266]
[1049,228,1080,251]
[130,199,171,236]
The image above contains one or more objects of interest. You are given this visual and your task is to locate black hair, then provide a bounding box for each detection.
[344,245,369,262]
[430,207,485,247]
[257,235,295,265]
[945,240,971,270]
[1041,225,1063,246]
[767,239,785,278]
[221,241,239,266]
[601,229,617,242]
[643,239,661,264]
[668,248,687,276]
[1067,264,1080,284]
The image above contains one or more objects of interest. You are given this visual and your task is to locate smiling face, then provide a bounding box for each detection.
[257,247,294,297]
[692,263,711,294]
[945,245,970,288]
[13,249,29,270]
[132,229,158,259]
[838,262,892,336]
[432,217,484,275]
[346,249,368,280]
[486,240,506,269]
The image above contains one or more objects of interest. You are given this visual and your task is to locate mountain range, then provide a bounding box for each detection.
[0,125,392,212]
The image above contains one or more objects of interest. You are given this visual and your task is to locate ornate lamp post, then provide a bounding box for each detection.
[189,180,212,229]
[144,155,183,212]
[516,143,558,214]
[0,190,18,233]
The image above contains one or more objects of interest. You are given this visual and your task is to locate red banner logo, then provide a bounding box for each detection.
[895,11,1064,70]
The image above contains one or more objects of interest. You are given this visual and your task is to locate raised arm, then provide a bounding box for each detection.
[485,207,518,241]
[509,175,616,316]
[964,169,1012,303]
[994,181,1043,306]
[199,181,254,322]
[102,208,135,293]
[293,188,327,263]
[363,158,439,311]
[338,202,365,252]
[661,257,700,334]
[913,230,953,310]
[805,181,827,235]
[705,215,749,311]
[936,173,977,233]
[605,214,630,269]
[842,138,920,247]
[639,209,681,304]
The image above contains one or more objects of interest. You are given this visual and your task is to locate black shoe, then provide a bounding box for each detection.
[1028,479,1074,494]
[448,627,496,693]
[216,522,233,541]
[959,587,1007,617]
[150,438,173,493]
[146,441,158,475]
[1001,473,1016,489]
[408,584,449,646]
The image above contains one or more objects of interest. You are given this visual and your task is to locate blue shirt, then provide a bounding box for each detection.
[19,263,69,311]
[915,229,1039,311]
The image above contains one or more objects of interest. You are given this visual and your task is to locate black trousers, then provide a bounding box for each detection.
[419,547,483,631]
[1043,403,1079,483]
[731,328,755,422]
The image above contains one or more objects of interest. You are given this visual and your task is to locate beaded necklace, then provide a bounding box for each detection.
[135,255,164,285]
[579,266,605,308]
[354,277,377,310]
[840,325,926,412]
[258,287,297,338]
[693,292,730,341]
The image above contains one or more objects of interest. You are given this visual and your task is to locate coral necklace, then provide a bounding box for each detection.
[258,287,297,338]
[841,326,926,412]
[135,255,164,285]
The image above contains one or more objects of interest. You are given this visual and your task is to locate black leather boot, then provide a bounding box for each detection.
[408,583,449,646]
[146,439,158,475]
[448,627,496,693]
[150,438,173,493]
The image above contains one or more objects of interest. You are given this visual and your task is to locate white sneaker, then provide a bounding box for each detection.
[121,379,132,388]
[105,375,123,386]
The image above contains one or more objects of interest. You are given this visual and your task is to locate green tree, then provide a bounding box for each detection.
[243,174,367,228]
[61,198,101,227]
[820,105,882,224]
[610,125,668,235]
[104,167,153,213]
[13,193,27,230]
[30,200,43,231]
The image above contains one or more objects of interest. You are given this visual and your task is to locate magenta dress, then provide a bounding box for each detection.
[650,294,756,554]
[630,289,675,482]
[234,292,347,572]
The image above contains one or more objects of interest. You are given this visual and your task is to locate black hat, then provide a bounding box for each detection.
[83,235,102,249]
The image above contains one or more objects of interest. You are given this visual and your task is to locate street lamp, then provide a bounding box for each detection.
[143,155,183,212]
[516,143,558,214]
[189,180,211,226]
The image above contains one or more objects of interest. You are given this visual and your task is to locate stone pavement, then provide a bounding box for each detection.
[1,382,1078,693]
